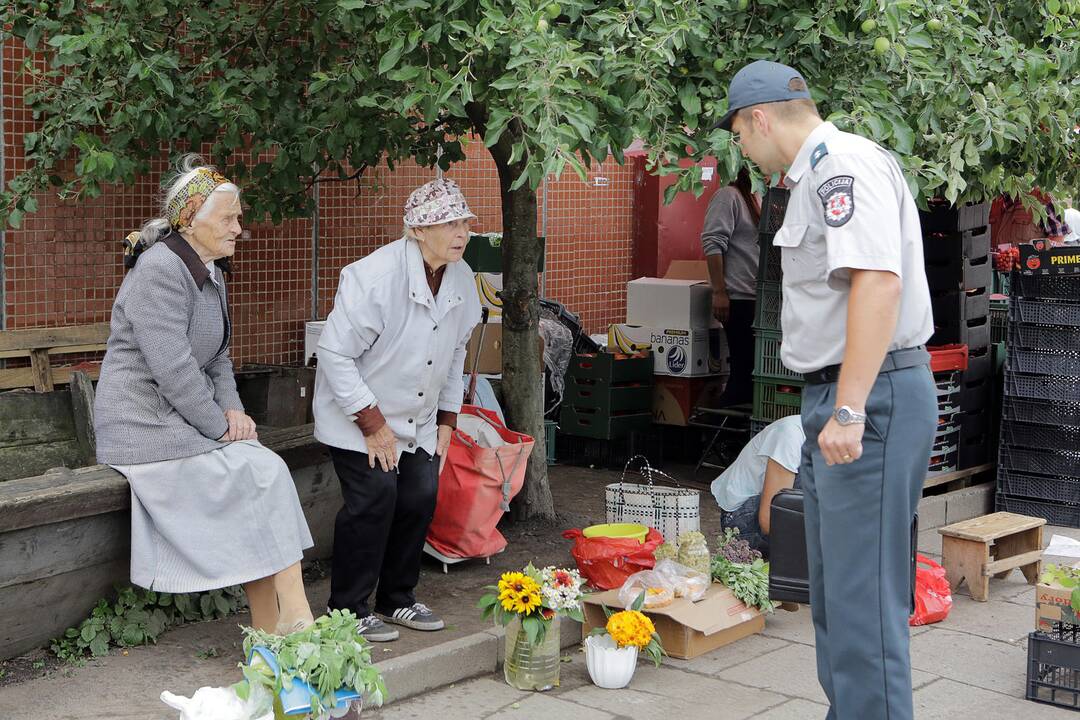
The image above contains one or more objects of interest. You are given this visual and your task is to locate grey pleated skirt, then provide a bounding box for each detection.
[111,439,314,593]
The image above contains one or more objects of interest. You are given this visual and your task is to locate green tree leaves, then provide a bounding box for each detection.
[0,0,1077,228]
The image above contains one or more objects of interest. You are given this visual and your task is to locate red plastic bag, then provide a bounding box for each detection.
[909,554,953,626]
[562,527,663,590]
[426,406,534,559]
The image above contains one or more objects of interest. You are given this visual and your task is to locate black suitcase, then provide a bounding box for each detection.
[768,488,919,608]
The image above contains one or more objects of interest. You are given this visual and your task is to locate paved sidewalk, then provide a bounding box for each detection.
[367,528,1080,719]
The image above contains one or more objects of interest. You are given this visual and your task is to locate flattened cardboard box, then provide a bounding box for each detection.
[581,582,764,660]
[1036,580,1080,633]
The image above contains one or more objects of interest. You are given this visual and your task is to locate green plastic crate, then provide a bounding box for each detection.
[752,329,802,383]
[564,375,652,413]
[752,378,804,421]
[558,405,652,440]
[567,352,652,384]
[752,284,782,332]
[545,419,556,465]
[463,234,546,273]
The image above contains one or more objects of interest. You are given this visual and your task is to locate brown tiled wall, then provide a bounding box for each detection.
[2,41,634,366]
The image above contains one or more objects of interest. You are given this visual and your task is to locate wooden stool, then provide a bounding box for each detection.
[938,512,1046,602]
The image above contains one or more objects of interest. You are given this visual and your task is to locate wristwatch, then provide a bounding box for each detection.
[833,405,867,426]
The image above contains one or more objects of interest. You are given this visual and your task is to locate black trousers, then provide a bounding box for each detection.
[327,446,439,617]
[719,298,756,405]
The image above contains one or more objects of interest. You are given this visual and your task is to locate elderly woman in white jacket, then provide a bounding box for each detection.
[314,178,481,642]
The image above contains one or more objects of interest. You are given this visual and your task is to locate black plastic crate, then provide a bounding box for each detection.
[925,253,992,293]
[959,411,989,440]
[960,374,992,413]
[1001,420,1080,451]
[759,187,790,234]
[1012,271,1080,301]
[997,495,1080,528]
[1009,322,1080,353]
[930,314,990,350]
[1003,396,1080,428]
[919,200,990,234]
[959,434,991,469]
[1005,371,1080,404]
[1027,631,1080,710]
[964,346,992,383]
[931,287,990,328]
[999,443,1080,478]
[923,227,991,264]
[756,241,783,285]
[1007,347,1080,378]
[997,468,1080,504]
[1010,297,1080,328]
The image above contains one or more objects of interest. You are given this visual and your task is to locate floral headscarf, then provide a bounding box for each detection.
[166,168,232,230]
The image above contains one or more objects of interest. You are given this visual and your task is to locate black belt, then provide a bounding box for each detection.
[803,346,930,385]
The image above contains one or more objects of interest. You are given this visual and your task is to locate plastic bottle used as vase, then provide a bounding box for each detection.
[502,616,561,691]
[584,634,639,689]
[677,531,711,577]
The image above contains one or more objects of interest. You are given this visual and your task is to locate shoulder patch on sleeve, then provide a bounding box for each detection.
[817,175,855,227]
[809,142,829,170]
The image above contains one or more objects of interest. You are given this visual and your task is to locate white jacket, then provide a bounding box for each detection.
[314,237,481,458]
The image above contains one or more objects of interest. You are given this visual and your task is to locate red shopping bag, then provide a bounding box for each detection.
[909,554,953,626]
[562,527,664,590]
[426,406,534,559]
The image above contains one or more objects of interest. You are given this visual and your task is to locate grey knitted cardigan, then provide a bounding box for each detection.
[94,232,244,465]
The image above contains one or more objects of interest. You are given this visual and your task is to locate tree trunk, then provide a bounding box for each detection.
[487,127,556,522]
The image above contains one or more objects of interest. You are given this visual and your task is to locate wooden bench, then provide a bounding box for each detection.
[0,322,110,391]
[938,511,1046,601]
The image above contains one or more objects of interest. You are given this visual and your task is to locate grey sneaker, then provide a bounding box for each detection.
[382,602,445,631]
[357,614,399,642]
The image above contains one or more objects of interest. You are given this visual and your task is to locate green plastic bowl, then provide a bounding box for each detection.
[582,523,649,544]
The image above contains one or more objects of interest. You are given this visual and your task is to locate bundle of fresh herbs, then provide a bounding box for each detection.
[235,609,386,715]
[711,528,773,613]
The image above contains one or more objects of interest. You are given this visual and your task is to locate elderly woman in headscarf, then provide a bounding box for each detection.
[94,156,315,635]
[314,178,481,642]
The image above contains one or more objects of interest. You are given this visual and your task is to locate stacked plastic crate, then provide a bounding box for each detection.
[996,271,1080,528]
[926,345,968,474]
[750,187,803,436]
[920,200,994,470]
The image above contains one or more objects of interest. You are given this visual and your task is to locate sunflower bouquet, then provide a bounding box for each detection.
[478,563,585,647]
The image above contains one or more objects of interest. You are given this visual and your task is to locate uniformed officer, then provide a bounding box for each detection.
[714,61,937,720]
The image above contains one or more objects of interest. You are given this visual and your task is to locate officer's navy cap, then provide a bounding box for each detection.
[713,60,812,131]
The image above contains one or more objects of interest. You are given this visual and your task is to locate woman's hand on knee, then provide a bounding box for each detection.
[224,409,258,441]
[365,424,398,472]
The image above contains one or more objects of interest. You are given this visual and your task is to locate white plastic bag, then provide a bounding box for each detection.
[653,559,710,602]
[617,569,676,610]
[160,684,273,720]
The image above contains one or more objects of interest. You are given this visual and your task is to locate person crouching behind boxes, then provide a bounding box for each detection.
[314,178,482,642]
[710,415,805,558]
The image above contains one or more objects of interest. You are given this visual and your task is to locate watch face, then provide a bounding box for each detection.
[836,407,851,423]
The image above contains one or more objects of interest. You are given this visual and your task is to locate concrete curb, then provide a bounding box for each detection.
[376,617,582,706]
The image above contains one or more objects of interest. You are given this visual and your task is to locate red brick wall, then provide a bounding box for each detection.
[2,42,634,367]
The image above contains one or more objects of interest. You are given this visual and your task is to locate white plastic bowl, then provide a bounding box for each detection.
[584,634,639,689]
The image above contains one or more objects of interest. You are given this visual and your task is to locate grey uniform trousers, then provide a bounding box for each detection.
[800,364,936,720]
